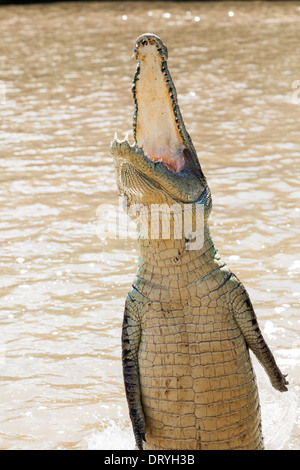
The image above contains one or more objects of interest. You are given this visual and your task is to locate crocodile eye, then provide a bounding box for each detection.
[141,39,148,46]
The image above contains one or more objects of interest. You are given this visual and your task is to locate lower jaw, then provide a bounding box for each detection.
[112,134,185,173]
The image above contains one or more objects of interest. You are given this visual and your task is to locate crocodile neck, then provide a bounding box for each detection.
[135,226,226,291]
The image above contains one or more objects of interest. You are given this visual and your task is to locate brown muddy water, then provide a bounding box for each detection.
[0,1,299,450]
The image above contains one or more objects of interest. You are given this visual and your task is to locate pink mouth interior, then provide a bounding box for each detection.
[146,152,185,173]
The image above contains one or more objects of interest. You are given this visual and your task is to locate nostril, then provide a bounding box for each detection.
[141,39,148,46]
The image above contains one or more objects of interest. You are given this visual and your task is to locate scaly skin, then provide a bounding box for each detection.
[110,34,288,450]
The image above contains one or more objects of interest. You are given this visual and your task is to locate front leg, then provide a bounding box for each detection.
[228,274,288,392]
[122,288,146,450]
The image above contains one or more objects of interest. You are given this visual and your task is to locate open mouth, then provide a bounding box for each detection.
[111,34,208,205]
[130,34,187,174]
[138,144,185,173]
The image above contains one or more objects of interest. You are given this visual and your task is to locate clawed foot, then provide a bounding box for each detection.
[131,409,146,450]
[272,370,289,392]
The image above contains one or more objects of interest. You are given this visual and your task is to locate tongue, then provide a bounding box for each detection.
[147,151,185,172]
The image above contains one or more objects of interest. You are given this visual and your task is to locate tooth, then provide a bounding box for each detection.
[125,132,129,142]
[114,131,118,141]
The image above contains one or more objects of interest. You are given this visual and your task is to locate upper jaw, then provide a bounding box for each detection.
[131,34,200,176]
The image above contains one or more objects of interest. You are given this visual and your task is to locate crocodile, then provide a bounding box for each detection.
[110,33,288,450]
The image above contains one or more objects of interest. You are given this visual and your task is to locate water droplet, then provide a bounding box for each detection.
[162,12,171,19]
[194,16,200,22]
[122,15,127,21]
[228,11,234,17]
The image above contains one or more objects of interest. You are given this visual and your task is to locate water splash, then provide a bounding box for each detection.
[253,355,299,450]
[86,418,135,450]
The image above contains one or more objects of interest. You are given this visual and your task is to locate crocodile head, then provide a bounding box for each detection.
[110,33,211,221]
